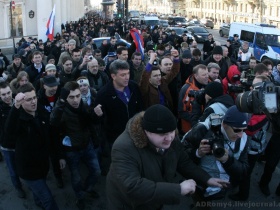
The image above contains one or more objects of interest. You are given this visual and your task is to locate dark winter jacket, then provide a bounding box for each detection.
[0,100,13,149]
[94,80,143,143]
[25,63,46,85]
[106,112,212,210]
[5,106,50,180]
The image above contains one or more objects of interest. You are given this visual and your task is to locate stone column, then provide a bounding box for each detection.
[36,0,52,42]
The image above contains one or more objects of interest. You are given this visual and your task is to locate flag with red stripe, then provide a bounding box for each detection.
[130,28,144,59]
[46,5,56,41]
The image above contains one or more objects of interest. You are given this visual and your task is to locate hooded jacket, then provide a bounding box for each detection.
[106,112,212,210]
[222,65,241,100]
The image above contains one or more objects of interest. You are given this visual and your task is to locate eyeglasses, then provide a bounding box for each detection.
[231,127,245,133]
[25,96,37,102]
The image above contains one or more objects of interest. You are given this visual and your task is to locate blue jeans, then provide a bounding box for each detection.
[65,141,100,199]
[23,178,59,210]
[2,150,22,189]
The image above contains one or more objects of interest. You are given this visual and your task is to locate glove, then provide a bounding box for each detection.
[59,87,70,103]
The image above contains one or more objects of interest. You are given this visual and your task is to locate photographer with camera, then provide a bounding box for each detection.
[222,65,242,101]
[229,75,270,201]
[140,50,180,111]
[178,64,209,133]
[183,105,249,208]
[192,82,234,125]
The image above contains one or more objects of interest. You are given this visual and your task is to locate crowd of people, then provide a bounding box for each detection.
[0,13,280,210]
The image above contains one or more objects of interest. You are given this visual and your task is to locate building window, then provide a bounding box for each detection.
[9,4,23,37]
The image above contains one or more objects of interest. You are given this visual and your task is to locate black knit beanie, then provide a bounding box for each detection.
[142,104,177,133]
[212,46,223,55]
[205,82,223,99]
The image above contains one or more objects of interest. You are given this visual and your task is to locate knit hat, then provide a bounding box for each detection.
[21,42,30,49]
[205,82,223,98]
[68,39,76,45]
[142,104,177,133]
[43,76,59,87]
[212,46,223,55]
[223,105,248,128]
[45,64,57,72]
[182,50,192,59]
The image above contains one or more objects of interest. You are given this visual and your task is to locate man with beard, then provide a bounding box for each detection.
[50,81,102,210]
[37,76,65,188]
[58,39,76,66]
[140,51,179,111]
[204,46,229,79]
[0,82,25,197]
[82,59,109,92]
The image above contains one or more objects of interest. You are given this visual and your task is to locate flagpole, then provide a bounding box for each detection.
[10,1,15,53]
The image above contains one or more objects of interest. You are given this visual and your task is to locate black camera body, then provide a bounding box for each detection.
[207,137,225,158]
[236,81,279,115]
[240,71,255,91]
[206,113,226,158]
[228,84,244,93]
[188,89,205,105]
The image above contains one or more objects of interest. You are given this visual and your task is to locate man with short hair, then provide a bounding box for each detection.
[50,81,102,209]
[116,46,128,61]
[178,64,209,132]
[83,59,109,92]
[254,63,269,76]
[207,62,221,82]
[71,48,82,69]
[129,52,145,84]
[5,83,59,210]
[190,48,203,67]
[107,104,229,209]
[94,59,143,144]
[140,51,179,111]
[93,49,102,59]
[0,82,25,197]
[58,39,76,66]
[6,54,25,81]
[59,56,79,87]
[25,51,45,85]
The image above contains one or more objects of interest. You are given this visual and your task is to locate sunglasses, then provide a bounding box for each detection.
[231,127,245,133]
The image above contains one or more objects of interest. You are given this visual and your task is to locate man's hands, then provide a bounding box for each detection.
[171,49,179,59]
[94,104,103,116]
[180,179,196,195]
[15,93,26,109]
[149,52,157,65]
[207,178,230,188]
[197,139,211,157]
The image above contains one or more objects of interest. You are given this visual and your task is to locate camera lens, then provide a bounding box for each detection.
[212,143,225,158]
[235,91,253,113]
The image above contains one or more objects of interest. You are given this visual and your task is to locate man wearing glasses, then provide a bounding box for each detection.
[183,105,248,208]
[5,83,59,210]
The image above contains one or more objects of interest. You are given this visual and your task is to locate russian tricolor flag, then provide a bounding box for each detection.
[130,28,145,60]
[46,5,55,41]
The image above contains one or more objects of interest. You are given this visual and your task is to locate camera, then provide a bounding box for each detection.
[236,81,279,114]
[228,84,244,93]
[188,89,205,105]
[153,60,158,66]
[88,55,94,60]
[207,114,225,158]
[240,71,255,91]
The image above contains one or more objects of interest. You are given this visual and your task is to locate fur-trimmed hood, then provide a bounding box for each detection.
[127,111,149,149]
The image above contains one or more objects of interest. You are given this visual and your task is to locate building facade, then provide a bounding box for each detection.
[0,0,85,41]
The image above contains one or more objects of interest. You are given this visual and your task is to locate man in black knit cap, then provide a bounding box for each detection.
[106,104,229,210]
